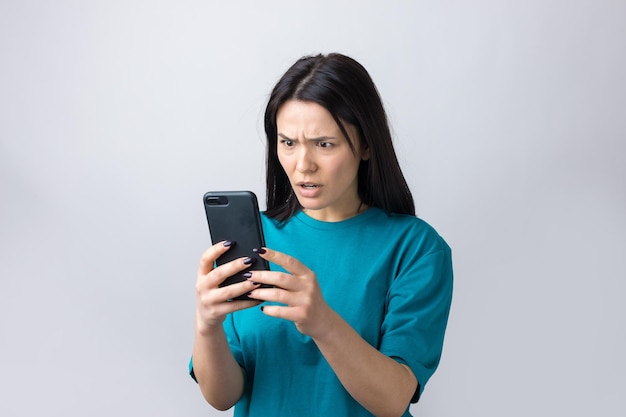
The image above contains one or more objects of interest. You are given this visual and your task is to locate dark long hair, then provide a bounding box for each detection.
[264,53,415,221]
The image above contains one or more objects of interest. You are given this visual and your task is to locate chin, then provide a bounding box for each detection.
[295,198,326,211]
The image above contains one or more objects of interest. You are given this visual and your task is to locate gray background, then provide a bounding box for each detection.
[1,1,624,416]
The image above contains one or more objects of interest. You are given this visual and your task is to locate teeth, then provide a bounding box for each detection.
[302,184,318,189]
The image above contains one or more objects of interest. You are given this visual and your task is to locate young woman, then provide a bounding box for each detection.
[191,53,453,417]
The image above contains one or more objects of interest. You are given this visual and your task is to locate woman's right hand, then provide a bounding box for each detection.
[195,241,262,335]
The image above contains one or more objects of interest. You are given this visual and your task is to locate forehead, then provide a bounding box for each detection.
[276,100,339,132]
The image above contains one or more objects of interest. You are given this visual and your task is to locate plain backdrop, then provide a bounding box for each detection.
[1,1,625,416]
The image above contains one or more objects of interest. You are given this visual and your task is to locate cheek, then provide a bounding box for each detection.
[335,156,361,176]
[277,152,291,172]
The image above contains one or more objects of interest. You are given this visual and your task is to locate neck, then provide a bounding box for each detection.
[303,200,367,222]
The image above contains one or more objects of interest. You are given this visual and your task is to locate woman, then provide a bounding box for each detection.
[191,53,453,417]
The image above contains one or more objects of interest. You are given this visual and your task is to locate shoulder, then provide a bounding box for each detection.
[368,209,451,255]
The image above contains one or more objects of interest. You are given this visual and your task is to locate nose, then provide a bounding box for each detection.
[295,146,317,173]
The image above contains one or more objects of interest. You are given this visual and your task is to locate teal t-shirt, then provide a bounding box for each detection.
[192,208,453,416]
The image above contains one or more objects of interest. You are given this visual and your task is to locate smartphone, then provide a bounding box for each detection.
[203,191,270,297]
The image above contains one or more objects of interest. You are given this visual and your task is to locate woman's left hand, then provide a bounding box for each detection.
[246,247,333,338]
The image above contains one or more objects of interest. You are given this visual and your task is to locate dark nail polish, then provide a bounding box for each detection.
[253,247,267,254]
[243,257,256,265]
[260,306,264,312]
[243,272,252,278]
[223,240,234,247]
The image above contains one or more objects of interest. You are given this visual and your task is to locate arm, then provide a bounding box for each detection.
[249,248,417,417]
[192,242,262,410]
[310,309,417,417]
[192,320,245,410]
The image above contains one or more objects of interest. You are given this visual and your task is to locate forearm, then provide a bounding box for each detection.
[192,317,244,411]
[312,311,417,417]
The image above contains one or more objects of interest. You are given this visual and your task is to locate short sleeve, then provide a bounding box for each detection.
[223,311,245,366]
[379,245,453,402]
[189,356,197,382]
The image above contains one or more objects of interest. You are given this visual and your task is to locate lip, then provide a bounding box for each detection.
[295,182,322,198]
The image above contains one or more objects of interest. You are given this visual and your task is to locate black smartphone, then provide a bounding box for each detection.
[203,191,270,296]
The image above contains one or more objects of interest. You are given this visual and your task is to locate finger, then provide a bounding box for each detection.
[208,297,263,317]
[198,240,235,275]
[257,247,310,276]
[203,256,259,289]
[212,278,263,302]
[260,304,298,322]
[196,280,262,320]
[247,285,295,304]
[245,270,299,292]
[228,298,264,311]
[197,296,262,328]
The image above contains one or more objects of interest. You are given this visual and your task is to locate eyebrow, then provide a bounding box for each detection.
[277,133,336,142]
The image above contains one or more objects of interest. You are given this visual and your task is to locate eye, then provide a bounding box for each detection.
[317,141,333,148]
[280,139,295,147]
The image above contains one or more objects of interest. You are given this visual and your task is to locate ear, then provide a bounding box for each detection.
[361,145,370,161]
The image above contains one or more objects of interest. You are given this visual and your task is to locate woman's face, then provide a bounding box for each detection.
[276,100,369,222]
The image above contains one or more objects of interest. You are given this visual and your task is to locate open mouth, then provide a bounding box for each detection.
[297,183,322,195]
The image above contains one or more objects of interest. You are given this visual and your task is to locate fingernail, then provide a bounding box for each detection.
[223,240,234,247]
[243,257,256,265]
[242,272,252,278]
[253,247,267,254]
[260,306,264,312]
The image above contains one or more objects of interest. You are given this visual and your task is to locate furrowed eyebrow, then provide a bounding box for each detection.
[277,133,336,142]
[278,133,294,141]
